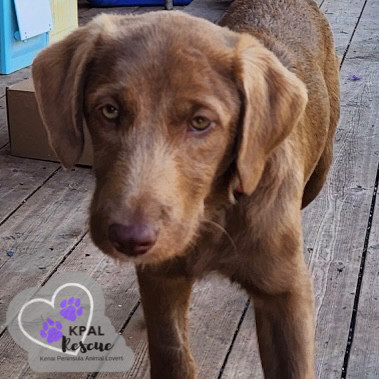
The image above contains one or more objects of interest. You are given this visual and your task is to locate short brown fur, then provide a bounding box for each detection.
[33,2,340,378]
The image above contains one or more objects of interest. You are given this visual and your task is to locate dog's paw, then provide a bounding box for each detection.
[60,297,83,321]
[40,318,63,343]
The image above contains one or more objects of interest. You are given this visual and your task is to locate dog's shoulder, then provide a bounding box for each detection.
[220,0,330,67]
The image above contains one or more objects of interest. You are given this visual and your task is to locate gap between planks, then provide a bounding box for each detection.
[347,167,379,378]
[341,163,379,378]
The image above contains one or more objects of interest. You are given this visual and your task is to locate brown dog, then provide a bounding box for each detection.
[32,1,340,377]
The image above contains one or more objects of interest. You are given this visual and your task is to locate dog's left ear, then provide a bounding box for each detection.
[233,34,308,195]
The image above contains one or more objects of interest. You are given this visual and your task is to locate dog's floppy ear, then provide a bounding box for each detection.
[32,25,99,168]
[233,34,308,195]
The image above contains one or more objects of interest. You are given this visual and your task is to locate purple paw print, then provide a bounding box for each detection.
[60,297,83,321]
[40,318,63,344]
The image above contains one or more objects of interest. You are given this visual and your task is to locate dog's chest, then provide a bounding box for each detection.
[189,202,263,278]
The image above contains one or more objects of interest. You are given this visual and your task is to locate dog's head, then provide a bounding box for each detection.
[33,12,307,265]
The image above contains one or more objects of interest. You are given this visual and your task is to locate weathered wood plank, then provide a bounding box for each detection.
[341,3,378,62]
[0,167,94,334]
[0,235,139,379]
[2,245,246,379]
[314,0,323,7]
[219,302,264,378]
[321,0,367,59]
[0,68,31,99]
[348,171,379,378]
[131,6,171,15]
[338,0,379,375]
[304,0,379,376]
[183,0,231,23]
[0,149,58,224]
[95,277,247,379]
[189,279,246,378]
[298,0,368,63]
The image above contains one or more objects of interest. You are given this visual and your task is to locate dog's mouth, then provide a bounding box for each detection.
[107,232,195,266]
[108,246,162,266]
[90,212,200,266]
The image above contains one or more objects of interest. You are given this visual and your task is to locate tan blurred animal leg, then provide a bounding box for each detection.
[253,270,315,379]
[137,267,195,379]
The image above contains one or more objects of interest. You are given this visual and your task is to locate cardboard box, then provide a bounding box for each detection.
[6,78,93,166]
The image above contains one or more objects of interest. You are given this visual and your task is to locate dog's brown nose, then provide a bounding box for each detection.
[108,223,159,256]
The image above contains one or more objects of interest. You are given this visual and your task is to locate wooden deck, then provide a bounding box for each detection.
[0,0,378,377]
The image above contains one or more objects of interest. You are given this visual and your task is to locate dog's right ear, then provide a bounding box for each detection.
[232,34,308,196]
[32,25,99,168]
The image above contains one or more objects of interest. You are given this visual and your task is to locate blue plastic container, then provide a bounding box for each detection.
[0,0,50,74]
[88,0,192,6]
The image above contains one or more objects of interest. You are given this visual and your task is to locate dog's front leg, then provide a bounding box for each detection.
[252,266,315,379]
[137,267,195,379]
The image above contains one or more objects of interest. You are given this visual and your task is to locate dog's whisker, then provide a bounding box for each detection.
[201,219,238,255]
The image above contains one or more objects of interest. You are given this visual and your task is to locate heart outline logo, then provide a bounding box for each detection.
[17,283,94,356]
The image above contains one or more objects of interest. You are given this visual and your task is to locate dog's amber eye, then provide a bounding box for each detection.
[101,104,119,120]
[190,116,211,131]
